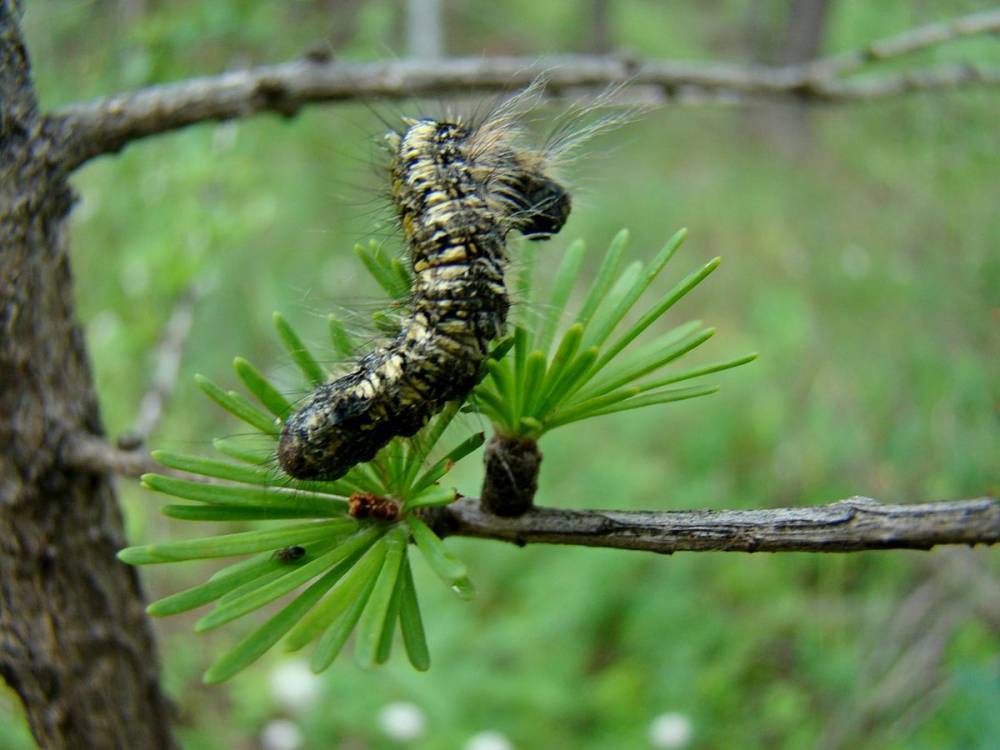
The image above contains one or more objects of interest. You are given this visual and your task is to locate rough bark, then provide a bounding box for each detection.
[432,496,1000,553]
[0,4,177,748]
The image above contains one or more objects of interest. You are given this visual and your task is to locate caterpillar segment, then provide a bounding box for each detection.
[278,117,571,480]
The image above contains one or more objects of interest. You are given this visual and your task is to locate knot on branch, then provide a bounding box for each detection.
[480,434,541,517]
[252,78,300,118]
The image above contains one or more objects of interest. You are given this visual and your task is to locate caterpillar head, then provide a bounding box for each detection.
[476,131,572,240]
[386,118,572,242]
[504,168,572,240]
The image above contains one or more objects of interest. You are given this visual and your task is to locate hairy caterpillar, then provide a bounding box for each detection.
[278,94,580,481]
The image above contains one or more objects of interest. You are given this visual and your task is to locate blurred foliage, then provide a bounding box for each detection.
[6,0,998,748]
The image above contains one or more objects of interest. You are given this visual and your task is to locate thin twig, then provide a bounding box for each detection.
[62,434,204,482]
[57,438,999,552]
[817,549,993,749]
[431,496,1000,553]
[124,282,208,446]
[45,10,1000,171]
[808,9,1000,77]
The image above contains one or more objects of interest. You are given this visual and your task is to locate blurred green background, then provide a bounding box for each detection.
[4,1,997,748]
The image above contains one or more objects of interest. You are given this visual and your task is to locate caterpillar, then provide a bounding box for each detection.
[278,93,583,481]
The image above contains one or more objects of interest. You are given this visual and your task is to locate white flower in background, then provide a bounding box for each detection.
[648,712,693,749]
[378,701,427,742]
[269,658,320,711]
[260,719,304,750]
[87,310,121,347]
[464,729,514,750]
[119,257,150,296]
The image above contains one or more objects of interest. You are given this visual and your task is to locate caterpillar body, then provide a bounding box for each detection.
[278,109,572,480]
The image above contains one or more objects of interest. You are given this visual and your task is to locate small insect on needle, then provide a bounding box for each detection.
[272,545,306,563]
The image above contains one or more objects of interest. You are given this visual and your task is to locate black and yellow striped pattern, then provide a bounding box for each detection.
[278,116,571,480]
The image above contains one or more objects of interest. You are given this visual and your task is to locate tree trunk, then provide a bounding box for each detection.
[406,0,443,59]
[0,3,177,748]
[781,0,833,66]
[745,0,834,153]
[773,0,833,150]
[588,0,612,54]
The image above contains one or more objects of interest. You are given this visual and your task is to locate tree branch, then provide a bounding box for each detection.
[45,10,1000,171]
[808,9,1000,77]
[431,496,1000,553]
[66,441,998,553]
[61,434,204,482]
[806,62,999,100]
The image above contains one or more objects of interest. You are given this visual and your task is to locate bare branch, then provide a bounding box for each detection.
[431,496,1000,553]
[61,434,203,482]
[805,61,1000,100]
[57,435,998,553]
[45,10,1000,171]
[809,9,1000,77]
